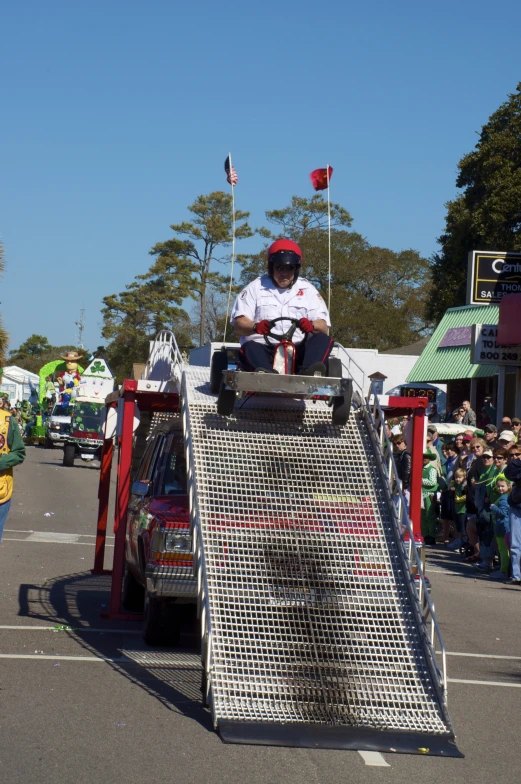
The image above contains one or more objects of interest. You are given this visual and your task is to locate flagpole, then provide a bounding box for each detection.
[223,151,236,343]
[326,163,331,316]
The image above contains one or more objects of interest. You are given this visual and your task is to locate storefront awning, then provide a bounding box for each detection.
[407,304,499,383]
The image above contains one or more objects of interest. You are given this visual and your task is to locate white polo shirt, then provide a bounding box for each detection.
[231,274,330,345]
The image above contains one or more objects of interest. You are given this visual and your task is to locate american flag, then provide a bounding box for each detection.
[224,155,238,186]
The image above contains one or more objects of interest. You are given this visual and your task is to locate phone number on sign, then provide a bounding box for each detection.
[480,350,521,362]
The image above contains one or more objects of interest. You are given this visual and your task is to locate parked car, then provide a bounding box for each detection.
[45,402,73,448]
[123,419,195,645]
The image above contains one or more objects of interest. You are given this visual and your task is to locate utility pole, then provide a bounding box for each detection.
[75,308,86,349]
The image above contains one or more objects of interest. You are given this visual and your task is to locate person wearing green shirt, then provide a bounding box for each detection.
[474,450,498,572]
[0,408,26,542]
[421,452,439,545]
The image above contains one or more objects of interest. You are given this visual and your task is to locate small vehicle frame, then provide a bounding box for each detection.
[211,318,353,425]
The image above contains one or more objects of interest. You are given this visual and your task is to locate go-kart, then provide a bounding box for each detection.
[210,317,352,425]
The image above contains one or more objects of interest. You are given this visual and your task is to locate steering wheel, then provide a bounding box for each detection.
[263,317,302,345]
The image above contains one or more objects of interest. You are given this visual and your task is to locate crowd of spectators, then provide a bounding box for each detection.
[0,394,48,438]
[390,399,521,585]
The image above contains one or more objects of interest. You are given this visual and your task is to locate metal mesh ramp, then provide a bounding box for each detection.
[182,366,460,756]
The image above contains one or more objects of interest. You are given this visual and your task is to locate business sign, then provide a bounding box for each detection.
[467,250,521,305]
[471,324,521,366]
[438,326,472,348]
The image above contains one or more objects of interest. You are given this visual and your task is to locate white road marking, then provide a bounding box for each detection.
[0,625,141,634]
[2,537,114,547]
[437,650,521,661]
[4,529,115,539]
[0,650,519,687]
[0,653,123,662]
[27,531,81,543]
[358,751,390,767]
[448,678,521,688]
[0,652,201,666]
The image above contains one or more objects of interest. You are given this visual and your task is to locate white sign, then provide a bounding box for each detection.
[471,324,521,366]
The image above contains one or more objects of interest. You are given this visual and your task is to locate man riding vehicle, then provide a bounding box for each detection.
[230,239,333,375]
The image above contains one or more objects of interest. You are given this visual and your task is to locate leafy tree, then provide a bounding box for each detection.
[258,194,353,239]
[101,276,195,381]
[9,334,55,362]
[191,287,237,344]
[240,194,352,284]
[6,336,86,375]
[146,191,253,345]
[429,82,521,321]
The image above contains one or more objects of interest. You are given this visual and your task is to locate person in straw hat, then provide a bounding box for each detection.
[57,351,83,404]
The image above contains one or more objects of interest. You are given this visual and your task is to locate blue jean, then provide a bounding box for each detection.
[240,333,334,372]
[510,510,521,581]
[0,499,12,542]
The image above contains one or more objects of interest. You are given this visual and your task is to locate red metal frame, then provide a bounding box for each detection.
[92,400,117,575]
[94,379,179,620]
[377,396,428,541]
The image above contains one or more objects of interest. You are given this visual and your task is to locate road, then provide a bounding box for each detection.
[0,445,519,784]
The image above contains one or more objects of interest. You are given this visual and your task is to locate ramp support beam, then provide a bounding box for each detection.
[107,383,138,618]
[92,401,117,575]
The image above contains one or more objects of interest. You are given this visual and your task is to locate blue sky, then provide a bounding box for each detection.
[1,0,520,354]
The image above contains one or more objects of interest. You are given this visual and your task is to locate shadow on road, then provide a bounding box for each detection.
[17,571,211,732]
[426,546,493,580]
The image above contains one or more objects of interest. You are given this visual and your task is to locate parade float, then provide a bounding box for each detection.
[38,351,86,407]
[62,357,114,467]
[39,351,86,447]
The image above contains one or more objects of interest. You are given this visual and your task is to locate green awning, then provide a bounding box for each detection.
[407,304,499,383]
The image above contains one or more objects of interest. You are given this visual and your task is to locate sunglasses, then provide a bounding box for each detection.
[273,264,295,272]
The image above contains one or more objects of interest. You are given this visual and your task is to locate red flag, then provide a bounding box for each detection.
[310,166,333,191]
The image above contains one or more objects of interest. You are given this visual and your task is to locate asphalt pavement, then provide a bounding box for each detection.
[0,445,519,784]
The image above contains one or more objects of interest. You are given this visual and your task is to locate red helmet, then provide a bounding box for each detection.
[267,238,302,283]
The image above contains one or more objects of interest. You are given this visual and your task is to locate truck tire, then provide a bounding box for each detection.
[44,437,54,449]
[122,565,145,612]
[210,350,228,394]
[143,593,181,647]
[63,443,76,467]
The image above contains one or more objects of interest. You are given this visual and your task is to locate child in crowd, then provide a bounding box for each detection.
[421,452,439,545]
[489,476,511,580]
[448,468,467,551]
[474,449,498,572]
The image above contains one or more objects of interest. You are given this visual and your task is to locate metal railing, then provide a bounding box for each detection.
[143,330,184,384]
[333,344,366,398]
[364,390,448,699]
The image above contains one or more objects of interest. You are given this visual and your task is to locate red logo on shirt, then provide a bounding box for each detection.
[296,289,304,296]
